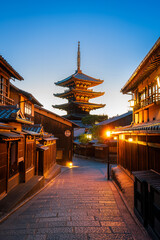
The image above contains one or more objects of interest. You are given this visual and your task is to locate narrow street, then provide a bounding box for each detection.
[0,157,150,240]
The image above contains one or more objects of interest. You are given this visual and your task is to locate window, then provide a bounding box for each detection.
[25,102,32,115]
[0,76,8,96]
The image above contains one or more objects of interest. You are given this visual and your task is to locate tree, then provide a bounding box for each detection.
[79,134,89,144]
[82,114,108,126]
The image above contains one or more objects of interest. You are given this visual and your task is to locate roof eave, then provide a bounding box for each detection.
[121,37,160,94]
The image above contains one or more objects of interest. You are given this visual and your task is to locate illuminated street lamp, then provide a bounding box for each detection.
[86,133,92,140]
[105,130,112,180]
[129,99,135,108]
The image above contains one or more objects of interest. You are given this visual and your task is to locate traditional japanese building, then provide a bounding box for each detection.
[53,42,105,120]
[113,37,160,174]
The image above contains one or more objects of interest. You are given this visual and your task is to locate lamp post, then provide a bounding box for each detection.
[105,130,111,180]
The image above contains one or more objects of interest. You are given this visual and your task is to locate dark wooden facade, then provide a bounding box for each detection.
[37,138,56,177]
[34,106,76,163]
[118,134,160,173]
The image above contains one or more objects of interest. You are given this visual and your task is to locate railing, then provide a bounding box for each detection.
[134,92,160,111]
[0,93,14,105]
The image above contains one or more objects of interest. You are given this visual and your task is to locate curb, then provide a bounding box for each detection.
[112,180,151,239]
[0,165,65,224]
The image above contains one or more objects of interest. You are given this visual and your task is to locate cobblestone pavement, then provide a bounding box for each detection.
[0,157,150,240]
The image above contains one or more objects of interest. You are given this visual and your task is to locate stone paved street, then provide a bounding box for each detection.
[0,157,150,240]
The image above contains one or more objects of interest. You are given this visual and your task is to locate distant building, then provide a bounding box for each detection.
[114,38,160,173]
[53,42,105,121]
[97,111,132,139]
[34,105,78,163]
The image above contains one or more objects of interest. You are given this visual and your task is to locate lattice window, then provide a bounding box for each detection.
[25,102,32,115]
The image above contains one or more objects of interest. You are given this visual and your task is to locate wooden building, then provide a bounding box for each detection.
[53,42,105,120]
[34,105,78,163]
[114,38,160,173]
[97,111,132,139]
[0,55,57,198]
[0,55,23,106]
[23,124,57,177]
[10,83,43,122]
[0,122,23,196]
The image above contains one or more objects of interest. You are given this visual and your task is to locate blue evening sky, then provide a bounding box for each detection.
[1,0,160,117]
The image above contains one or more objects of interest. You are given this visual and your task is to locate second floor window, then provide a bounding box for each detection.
[25,102,32,115]
[0,76,8,96]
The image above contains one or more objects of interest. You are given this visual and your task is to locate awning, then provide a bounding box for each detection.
[0,131,23,141]
[113,121,160,134]
[43,137,57,141]
[22,130,40,136]
[0,122,16,130]
[36,144,49,151]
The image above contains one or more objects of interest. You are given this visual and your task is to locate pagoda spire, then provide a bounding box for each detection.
[77,41,81,72]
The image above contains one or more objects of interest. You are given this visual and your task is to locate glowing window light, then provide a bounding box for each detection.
[157,76,160,87]
[128,137,133,142]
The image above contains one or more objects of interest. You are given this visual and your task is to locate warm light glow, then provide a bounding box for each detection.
[87,134,92,140]
[121,134,124,140]
[67,162,73,168]
[114,136,117,140]
[69,162,73,167]
[106,131,111,137]
[129,99,135,107]
[128,137,133,142]
[157,76,160,87]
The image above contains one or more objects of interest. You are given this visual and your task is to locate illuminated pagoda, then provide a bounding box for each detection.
[53,42,105,120]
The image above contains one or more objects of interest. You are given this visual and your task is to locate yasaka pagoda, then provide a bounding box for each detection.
[53,42,105,120]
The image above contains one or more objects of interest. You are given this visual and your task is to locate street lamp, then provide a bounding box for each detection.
[86,133,92,140]
[129,99,135,108]
[105,130,111,180]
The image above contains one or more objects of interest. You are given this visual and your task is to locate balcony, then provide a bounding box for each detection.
[0,94,14,105]
[134,92,160,111]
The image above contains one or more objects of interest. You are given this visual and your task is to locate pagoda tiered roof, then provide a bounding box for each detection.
[53,42,105,120]
[53,101,105,111]
[54,89,105,99]
[55,70,104,88]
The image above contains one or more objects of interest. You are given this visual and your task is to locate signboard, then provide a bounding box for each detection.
[65,130,71,137]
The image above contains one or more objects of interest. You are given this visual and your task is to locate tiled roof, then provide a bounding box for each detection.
[0,106,23,120]
[0,55,23,80]
[114,121,160,133]
[10,84,43,106]
[0,131,23,141]
[54,89,105,98]
[97,111,132,126]
[55,71,103,85]
[23,124,43,133]
[0,106,32,124]
[22,129,40,136]
[0,122,16,130]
